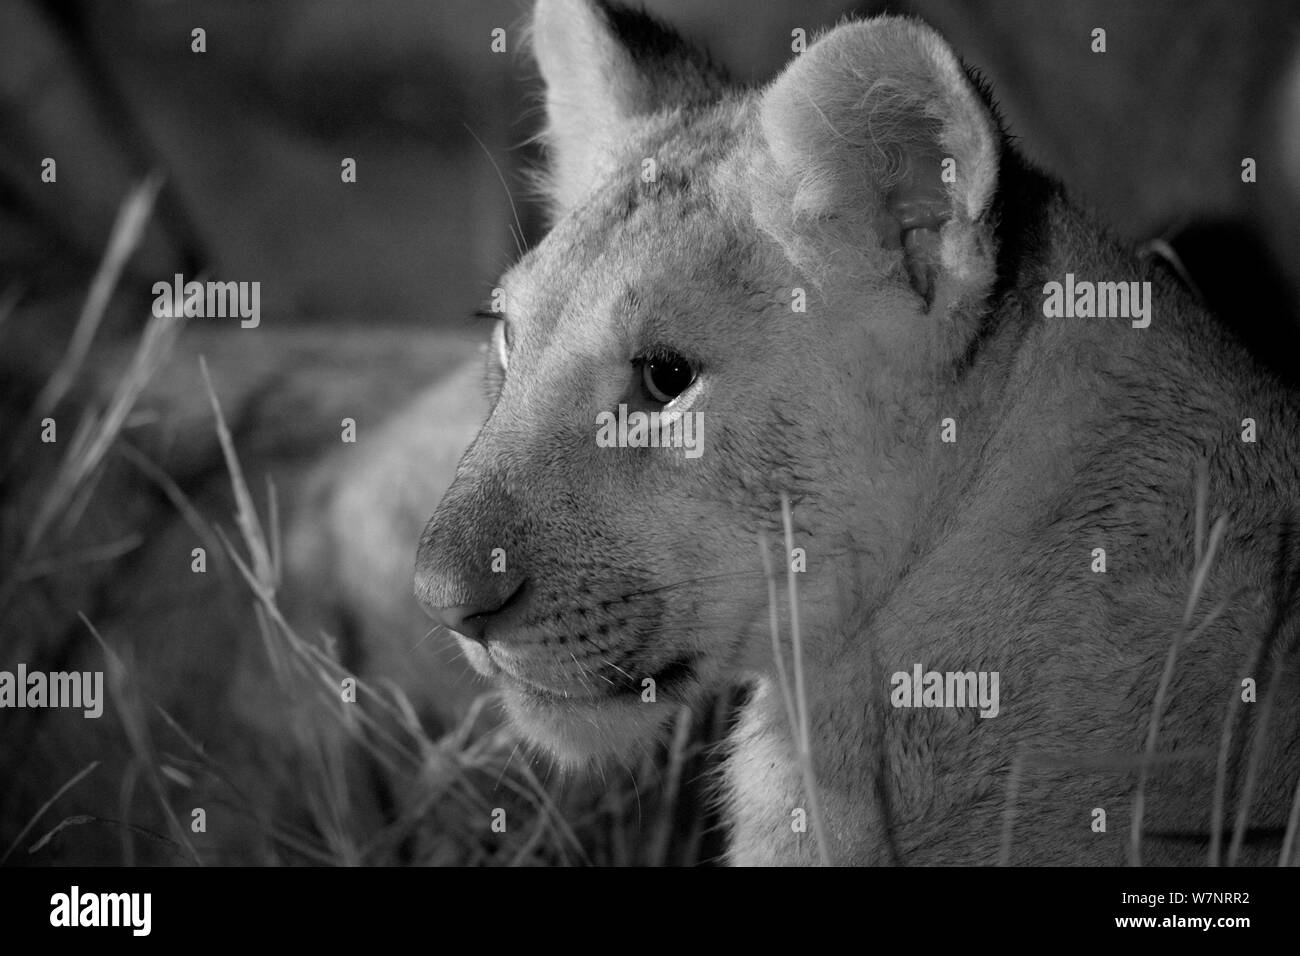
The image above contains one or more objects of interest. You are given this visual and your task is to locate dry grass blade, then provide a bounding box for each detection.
[1207,587,1270,867]
[1227,627,1290,866]
[1130,468,1227,866]
[26,308,184,551]
[199,356,276,590]
[0,761,100,865]
[14,534,143,582]
[499,758,589,864]
[36,173,163,416]
[27,814,193,860]
[647,704,694,867]
[1193,456,1208,565]
[26,815,97,855]
[1280,771,1300,866]
[1209,658,1247,867]
[117,439,224,568]
[0,284,182,622]
[764,492,834,866]
[81,613,201,865]
[758,531,800,762]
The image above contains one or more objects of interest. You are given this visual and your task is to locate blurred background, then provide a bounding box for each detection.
[3,0,1300,866]
[6,0,1300,345]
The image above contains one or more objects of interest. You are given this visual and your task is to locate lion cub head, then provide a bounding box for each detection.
[416,0,1003,764]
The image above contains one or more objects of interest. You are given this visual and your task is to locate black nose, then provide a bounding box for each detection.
[415,516,526,643]
[414,461,526,643]
[421,578,527,643]
[426,600,499,644]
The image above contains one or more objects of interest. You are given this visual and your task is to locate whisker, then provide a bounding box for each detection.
[599,657,635,683]
[614,566,769,602]
[463,122,526,258]
[412,623,448,651]
[494,740,523,793]
[610,544,871,605]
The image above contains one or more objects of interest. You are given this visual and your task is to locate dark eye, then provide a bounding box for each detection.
[641,351,696,403]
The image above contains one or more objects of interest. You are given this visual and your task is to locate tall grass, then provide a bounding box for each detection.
[4,181,731,868]
[999,459,1294,866]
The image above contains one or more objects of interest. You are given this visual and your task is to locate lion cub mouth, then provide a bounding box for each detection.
[478,641,698,705]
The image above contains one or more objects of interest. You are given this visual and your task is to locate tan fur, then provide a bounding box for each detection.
[415,0,1300,864]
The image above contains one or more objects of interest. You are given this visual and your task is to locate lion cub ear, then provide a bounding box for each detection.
[759,17,999,311]
[530,0,726,219]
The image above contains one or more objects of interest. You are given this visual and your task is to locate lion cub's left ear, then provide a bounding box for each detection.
[759,17,999,312]
[531,0,726,220]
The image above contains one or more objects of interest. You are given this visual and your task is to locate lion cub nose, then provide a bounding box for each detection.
[428,602,493,643]
[416,561,524,643]
[415,505,524,643]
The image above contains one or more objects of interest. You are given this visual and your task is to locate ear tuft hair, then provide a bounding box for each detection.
[529,0,727,218]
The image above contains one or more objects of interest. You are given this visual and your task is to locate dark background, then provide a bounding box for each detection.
[6,0,1300,348]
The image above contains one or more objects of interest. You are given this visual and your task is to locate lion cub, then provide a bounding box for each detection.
[416,0,1300,865]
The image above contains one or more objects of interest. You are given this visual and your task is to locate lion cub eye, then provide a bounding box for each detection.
[492,318,511,370]
[641,350,696,404]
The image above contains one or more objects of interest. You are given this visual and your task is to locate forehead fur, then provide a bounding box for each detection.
[508,99,764,300]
